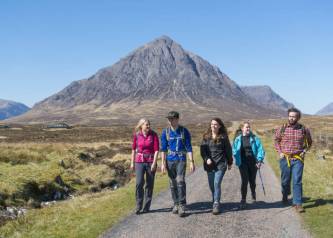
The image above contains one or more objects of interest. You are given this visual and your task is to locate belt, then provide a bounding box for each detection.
[282,153,303,167]
[137,153,154,159]
[167,151,187,156]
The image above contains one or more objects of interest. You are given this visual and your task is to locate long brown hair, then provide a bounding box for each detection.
[203,117,228,142]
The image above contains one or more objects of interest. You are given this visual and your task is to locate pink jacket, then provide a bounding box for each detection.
[132,130,159,163]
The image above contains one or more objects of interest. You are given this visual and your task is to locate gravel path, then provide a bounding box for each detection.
[100,160,311,238]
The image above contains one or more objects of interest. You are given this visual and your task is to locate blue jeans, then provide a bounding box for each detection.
[207,169,225,203]
[280,158,304,205]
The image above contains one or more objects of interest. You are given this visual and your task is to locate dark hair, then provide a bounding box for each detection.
[203,118,228,142]
[288,107,301,119]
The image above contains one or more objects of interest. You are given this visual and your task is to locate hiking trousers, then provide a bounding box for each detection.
[239,162,257,200]
[280,158,304,205]
[135,162,155,211]
[166,160,186,205]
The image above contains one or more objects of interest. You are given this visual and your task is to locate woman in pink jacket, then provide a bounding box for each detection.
[131,118,159,214]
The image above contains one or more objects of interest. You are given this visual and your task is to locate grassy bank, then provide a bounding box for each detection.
[262,136,333,238]
[0,147,201,238]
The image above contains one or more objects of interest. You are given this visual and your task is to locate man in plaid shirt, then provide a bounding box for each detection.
[274,107,312,213]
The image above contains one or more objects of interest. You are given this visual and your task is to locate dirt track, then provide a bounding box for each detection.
[100,160,311,238]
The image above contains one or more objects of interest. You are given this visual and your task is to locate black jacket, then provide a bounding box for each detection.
[200,136,233,172]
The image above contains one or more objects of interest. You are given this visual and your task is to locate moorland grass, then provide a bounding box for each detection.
[0,147,201,238]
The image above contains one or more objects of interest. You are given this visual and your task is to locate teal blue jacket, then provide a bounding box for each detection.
[232,133,265,167]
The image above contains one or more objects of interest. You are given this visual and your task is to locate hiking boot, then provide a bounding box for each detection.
[142,207,150,213]
[172,205,178,214]
[239,200,246,209]
[251,192,256,203]
[212,202,220,215]
[178,204,186,217]
[135,207,141,215]
[294,205,305,213]
[282,195,288,205]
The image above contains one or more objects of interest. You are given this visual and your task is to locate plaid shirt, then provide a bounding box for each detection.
[274,123,312,155]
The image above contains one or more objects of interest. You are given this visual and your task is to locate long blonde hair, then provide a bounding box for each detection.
[233,121,251,141]
[134,118,150,132]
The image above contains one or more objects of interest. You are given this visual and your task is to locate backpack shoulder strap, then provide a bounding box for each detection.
[280,123,287,137]
[180,126,186,146]
[135,132,140,153]
[166,127,170,142]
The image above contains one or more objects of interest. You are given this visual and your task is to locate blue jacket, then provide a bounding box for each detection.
[232,133,265,167]
[160,126,192,161]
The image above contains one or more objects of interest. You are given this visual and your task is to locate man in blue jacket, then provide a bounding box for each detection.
[161,111,195,217]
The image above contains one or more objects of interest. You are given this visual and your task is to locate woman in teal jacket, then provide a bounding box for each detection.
[232,121,265,209]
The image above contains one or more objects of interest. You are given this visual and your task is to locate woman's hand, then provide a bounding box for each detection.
[130,161,135,171]
[256,162,262,169]
[207,159,212,165]
[151,161,157,172]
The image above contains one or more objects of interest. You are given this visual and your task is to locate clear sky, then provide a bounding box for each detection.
[1,0,332,114]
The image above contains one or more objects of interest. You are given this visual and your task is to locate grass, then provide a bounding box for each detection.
[0,143,131,207]
[0,147,201,238]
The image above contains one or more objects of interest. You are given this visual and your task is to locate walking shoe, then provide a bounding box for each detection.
[294,205,305,213]
[142,207,150,213]
[178,204,186,217]
[239,199,246,209]
[135,207,141,215]
[172,205,178,214]
[251,192,256,203]
[212,202,220,215]
[282,195,288,205]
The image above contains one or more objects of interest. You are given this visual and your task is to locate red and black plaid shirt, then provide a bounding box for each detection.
[274,123,312,155]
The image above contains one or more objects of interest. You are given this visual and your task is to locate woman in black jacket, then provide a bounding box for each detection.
[200,118,233,214]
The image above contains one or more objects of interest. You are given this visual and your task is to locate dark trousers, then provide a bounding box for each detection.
[239,162,257,200]
[166,160,186,205]
[135,162,155,211]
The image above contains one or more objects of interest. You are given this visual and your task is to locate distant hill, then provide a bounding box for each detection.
[0,99,30,120]
[316,102,333,115]
[9,36,288,125]
[241,86,293,112]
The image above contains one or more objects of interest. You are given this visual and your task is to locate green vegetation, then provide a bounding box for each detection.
[0,143,131,207]
[0,146,201,238]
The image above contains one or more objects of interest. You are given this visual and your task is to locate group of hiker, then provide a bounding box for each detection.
[130,107,312,217]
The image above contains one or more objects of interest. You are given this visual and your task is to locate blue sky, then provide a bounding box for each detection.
[1,0,332,114]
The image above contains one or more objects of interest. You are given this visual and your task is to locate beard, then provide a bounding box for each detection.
[288,119,298,125]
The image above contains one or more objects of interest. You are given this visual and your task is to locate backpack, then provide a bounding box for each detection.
[165,126,186,151]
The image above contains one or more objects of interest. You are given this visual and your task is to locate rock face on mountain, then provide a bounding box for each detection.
[241,86,293,112]
[10,36,287,125]
[0,99,30,120]
[316,102,333,116]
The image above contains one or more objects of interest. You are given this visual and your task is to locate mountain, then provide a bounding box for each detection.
[0,99,30,120]
[9,36,286,125]
[316,102,333,116]
[241,86,293,112]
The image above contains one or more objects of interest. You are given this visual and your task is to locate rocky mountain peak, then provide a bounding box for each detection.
[9,36,288,124]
